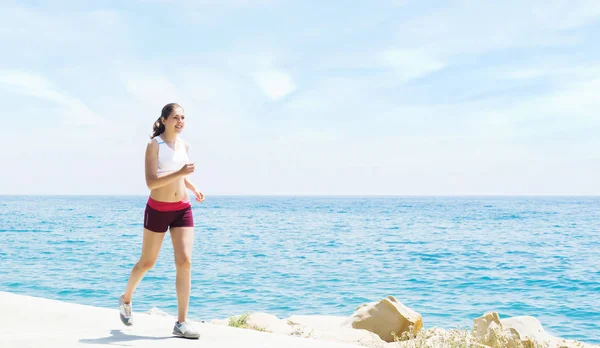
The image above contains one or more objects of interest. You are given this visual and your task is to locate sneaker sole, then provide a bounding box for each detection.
[173,329,200,339]
[120,313,133,326]
[118,297,133,326]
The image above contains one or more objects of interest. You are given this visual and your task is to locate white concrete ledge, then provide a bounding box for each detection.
[0,291,363,348]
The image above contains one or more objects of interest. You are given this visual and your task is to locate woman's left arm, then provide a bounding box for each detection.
[184,140,205,202]
[185,177,205,202]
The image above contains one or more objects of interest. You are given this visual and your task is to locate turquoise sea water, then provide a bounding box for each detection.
[0,196,598,343]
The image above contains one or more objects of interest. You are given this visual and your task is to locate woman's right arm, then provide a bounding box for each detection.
[145,140,194,190]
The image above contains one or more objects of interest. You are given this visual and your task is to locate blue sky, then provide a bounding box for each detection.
[1,0,599,195]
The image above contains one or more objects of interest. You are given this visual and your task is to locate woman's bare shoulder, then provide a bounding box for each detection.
[180,137,191,151]
[146,137,160,150]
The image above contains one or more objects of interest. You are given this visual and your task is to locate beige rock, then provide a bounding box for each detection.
[472,311,521,347]
[501,316,555,343]
[210,313,387,347]
[343,296,423,343]
[471,313,595,348]
[390,327,487,348]
[472,312,535,348]
[425,327,448,336]
[521,337,536,348]
[287,315,387,348]
[473,311,502,339]
[247,312,294,335]
[500,316,587,348]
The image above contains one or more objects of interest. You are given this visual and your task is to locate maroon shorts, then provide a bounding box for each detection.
[143,197,194,233]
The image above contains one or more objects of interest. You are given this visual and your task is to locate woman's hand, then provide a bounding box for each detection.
[178,163,195,176]
[194,190,205,202]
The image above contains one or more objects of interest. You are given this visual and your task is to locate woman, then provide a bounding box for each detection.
[119,102,204,339]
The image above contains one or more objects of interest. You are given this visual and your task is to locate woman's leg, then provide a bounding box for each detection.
[122,228,166,303]
[170,226,194,323]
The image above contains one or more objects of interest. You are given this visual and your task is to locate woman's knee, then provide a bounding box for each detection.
[174,254,192,269]
[136,258,156,271]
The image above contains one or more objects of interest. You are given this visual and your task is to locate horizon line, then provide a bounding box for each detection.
[1,194,599,198]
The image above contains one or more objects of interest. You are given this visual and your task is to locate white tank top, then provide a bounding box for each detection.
[155,136,189,175]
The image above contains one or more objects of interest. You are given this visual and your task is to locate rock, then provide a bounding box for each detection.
[424,327,448,337]
[472,311,521,347]
[473,311,502,339]
[472,312,541,348]
[501,316,555,343]
[521,337,537,348]
[247,312,293,334]
[391,327,487,348]
[207,309,598,348]
[501,316,585,348]
[287,315,387,347]
[472,313,590,348]
[342,296,423,343]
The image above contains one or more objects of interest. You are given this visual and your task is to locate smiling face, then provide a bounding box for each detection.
[162,106,185,134]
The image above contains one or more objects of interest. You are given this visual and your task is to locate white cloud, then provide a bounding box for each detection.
[252,70,296,100]
[380,48,445,81]
[0,5,124,45]
[396,0,600,58]
[542,78,600,120]
[134,0,277,8]
[1,1,599,195]
[125,75,179,107]
[478,77,600,134]
[535,0,600,30]
[228,53,296,100]
[0,71,104,126]
[499,69,547,80]
[491,63,600,81]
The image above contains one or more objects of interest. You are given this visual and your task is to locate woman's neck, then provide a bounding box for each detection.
[160,132,177,143]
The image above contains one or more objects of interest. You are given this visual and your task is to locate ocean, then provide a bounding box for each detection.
[0,196,598,343]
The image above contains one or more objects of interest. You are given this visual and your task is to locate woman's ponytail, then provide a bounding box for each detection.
[151,102,181,138]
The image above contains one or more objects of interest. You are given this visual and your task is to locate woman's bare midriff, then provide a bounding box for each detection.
[149,176,189,202]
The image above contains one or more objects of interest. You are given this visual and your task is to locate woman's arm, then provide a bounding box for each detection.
[185,177,205,202]
[145,140,194,190]
[183,140,204,202]
[184,177,197,191]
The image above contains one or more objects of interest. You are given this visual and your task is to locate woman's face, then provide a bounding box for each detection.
[162,107,185,134]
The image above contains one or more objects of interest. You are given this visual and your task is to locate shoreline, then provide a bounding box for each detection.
[2,291,598,348]
[3,286,596,345]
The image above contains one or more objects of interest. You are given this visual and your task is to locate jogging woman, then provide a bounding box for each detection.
[119,102,204,339]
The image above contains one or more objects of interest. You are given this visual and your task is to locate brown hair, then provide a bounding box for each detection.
[151,103,182,138]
